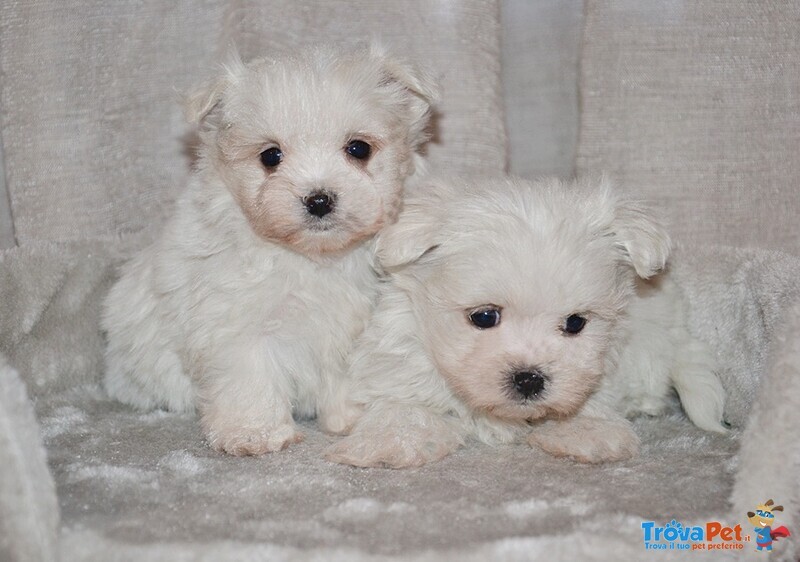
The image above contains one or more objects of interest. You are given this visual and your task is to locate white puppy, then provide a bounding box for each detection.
[326,175,727,468]
[102,44,437,456]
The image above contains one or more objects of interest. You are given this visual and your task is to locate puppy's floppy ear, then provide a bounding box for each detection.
[371,43,440,149]
[612,197,672,279]
[375,47,440,105]
[184,77,227,124]
[376,202,441,271]
[184,47,245,124]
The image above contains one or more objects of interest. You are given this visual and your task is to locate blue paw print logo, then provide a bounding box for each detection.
[660,519,691,542]
[666,520,683,532]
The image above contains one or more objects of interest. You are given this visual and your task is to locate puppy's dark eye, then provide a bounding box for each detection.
[346,140,372,160]
[260,147,283,168]
[562,314,587,335]
[469,308,501,329]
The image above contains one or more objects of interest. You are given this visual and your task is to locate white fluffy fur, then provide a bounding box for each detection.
[326,175,727,468]
[102,44,437,456]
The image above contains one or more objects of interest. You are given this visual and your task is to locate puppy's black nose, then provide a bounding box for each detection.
[512,370,546,399]
[304,191,335,218]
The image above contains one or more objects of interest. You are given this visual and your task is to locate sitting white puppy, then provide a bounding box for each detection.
[102,44,437,456]
[326,175,727,467]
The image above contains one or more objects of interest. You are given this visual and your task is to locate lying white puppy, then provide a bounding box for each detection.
[326,175,727,467]
[102,44,437,455]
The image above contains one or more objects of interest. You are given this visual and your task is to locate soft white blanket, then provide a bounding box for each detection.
[0,242,798,561]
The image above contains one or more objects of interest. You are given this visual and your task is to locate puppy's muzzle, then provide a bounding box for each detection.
[303,191,336,218]
[510,369,546,399]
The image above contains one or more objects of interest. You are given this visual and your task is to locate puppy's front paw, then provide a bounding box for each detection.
[318,401,365,436]
[324,427,458,469]
[325,404,464,468]
[527,417,638,463]
[206,422,303,456]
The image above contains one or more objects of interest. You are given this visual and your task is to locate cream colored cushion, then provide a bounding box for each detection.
[577,1,800,253]
[501,0,583,179]
[0,1,505,245]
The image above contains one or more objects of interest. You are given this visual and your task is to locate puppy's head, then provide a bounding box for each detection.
[378,176,670,421]
[186,44,437,257]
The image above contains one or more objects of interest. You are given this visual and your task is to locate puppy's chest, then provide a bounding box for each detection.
[273,258,377,335]
[195,246,377,338]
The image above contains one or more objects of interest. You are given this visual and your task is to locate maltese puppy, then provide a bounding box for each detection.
[325,175,727,467]
[102,44,437,455]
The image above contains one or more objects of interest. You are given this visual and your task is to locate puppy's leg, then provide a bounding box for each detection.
[317,371,365,436]
[104,346,192,412]
[318,396,364,436]
[617,277,727,431]
[197,343,301,456]
[325,402,464,468]
[671,336,727,433]
[611,327,674,419]
[103,253,195,413]
[527,410,639,463]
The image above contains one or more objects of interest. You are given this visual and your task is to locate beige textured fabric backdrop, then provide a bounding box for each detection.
[577,1,800,254]
[501,0,583,180]
[0,142,13,248]
[4,2,798,253]
[0,2,226,245]
[0,1,505,245]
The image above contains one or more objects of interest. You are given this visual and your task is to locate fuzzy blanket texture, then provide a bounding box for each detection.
[1,241,799,561]
[2,1,800,560]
